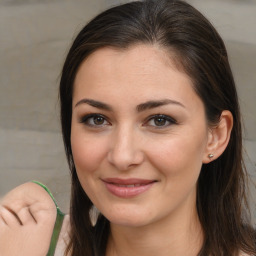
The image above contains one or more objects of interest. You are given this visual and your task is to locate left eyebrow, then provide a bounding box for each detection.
[136,99,185,112]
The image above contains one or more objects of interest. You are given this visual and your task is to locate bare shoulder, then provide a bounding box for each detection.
[55,214,71,256]
[0,181,57,225]
[1,182,57,213]
[0,182,57,256]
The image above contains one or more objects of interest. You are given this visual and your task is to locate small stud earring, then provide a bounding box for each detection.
[208,153,214,159]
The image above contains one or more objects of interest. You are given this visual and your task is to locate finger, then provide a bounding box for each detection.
[17,206,37,225]
[0,182,47,213]
[0,210,8,227]
[0,205,22,227]
[0,182,56,223]
[29,201,57,226]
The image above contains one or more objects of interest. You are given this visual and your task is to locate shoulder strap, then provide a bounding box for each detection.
[31,181,65,256]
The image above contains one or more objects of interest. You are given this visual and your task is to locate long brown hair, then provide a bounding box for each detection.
[59,0,256,255]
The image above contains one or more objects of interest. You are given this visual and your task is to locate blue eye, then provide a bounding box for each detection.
[146,115,177,127]
[80,114,110,127]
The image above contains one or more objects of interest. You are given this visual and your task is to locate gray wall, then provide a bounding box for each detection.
[0,0,255,219]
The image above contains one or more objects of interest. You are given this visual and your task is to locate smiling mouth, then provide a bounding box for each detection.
[102,178,157,198]
[115,184,145,187]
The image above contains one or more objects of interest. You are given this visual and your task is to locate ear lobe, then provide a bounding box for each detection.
[203,110,233,164]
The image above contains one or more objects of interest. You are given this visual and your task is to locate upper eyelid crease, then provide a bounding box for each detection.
[79,114,176,128]
[79,114,110,127]
[146,114,177,125]
[79,113,108,122]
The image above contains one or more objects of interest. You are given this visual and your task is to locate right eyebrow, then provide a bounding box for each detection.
[74,98,113,111]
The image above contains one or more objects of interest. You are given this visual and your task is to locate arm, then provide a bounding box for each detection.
[0,182,57,256]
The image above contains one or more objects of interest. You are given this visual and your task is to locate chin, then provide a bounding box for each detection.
[108,217,149,228]
[103,209,153,228]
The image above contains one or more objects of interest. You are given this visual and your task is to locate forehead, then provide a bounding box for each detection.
[73,45,202,113]
[74,45,191,87]
[81,44,177,70]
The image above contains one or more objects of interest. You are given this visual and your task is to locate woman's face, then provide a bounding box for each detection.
[71,45,211,227]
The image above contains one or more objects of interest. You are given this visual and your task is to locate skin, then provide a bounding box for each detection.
[0,44,233,256]
[0,183,57,256]
[71,44,233,256]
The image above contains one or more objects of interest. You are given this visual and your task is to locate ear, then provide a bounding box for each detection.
[203,110,233,163]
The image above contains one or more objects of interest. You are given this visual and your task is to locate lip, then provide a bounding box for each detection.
[102,178,156,198]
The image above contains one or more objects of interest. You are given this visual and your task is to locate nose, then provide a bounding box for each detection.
[107,127,144,171]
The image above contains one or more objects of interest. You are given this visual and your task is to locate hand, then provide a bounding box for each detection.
[0,182,57,256]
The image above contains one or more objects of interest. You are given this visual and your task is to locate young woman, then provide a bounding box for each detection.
[0,0,255,255]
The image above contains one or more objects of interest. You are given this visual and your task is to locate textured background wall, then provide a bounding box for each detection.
[0,0,255,221]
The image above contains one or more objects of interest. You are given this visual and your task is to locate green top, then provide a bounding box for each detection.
[32,181,65,256]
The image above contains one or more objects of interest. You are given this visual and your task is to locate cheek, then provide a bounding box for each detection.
[71,130,107,174]
[146,135,206,210]
[146,131,207,179]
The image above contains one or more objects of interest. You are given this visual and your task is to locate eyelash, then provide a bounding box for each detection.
[79,114,177,128]
[144,114,177,128]
[79,114,110,127]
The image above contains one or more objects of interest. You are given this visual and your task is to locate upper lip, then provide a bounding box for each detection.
[102,178,156,185]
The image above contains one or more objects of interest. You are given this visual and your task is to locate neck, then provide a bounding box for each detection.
[106,204,203,256]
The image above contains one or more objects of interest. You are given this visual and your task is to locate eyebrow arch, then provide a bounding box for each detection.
[74,98,185,112]
[75,98,112,111]
[136,99,185,112]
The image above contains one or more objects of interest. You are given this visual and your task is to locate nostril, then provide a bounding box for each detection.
[107,131,144,170]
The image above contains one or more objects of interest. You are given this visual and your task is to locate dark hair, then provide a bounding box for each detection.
[59,0,256,255]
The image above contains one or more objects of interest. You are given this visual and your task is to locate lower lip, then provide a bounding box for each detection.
[104,182,155,198]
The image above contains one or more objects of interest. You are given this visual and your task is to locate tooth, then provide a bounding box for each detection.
[127,185,135,188]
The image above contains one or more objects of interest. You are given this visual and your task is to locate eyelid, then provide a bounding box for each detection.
[143,114,177,127]
[79,113,111,126]
[79,113,177,128]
